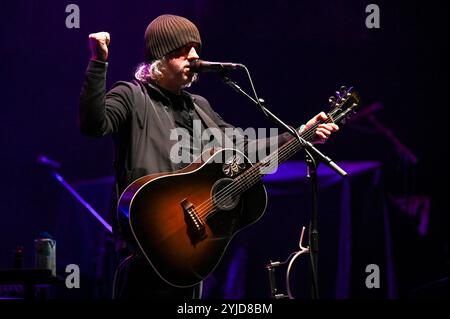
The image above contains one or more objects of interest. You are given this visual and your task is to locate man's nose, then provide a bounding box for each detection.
[187,47,199,60]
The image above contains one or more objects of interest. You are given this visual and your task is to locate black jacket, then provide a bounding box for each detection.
[79,60,292,196]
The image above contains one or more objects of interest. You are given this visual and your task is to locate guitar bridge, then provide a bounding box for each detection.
[181,198,207,244]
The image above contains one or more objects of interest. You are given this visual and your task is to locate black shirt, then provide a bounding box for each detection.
[158,86,205,165]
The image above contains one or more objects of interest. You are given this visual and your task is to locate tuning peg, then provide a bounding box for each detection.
[328,96,336,104]
[340,85,347,93]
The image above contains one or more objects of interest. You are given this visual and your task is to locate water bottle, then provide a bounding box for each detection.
[34,232,56,276]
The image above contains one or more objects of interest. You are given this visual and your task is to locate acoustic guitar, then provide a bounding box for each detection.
[117,86,360,287]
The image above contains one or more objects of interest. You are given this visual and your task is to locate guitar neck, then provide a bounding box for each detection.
[233,123,322,193]
[231,86,359,194]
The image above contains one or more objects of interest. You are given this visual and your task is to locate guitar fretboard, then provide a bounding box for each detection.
[232,124,317,194]
[226,87,357,196]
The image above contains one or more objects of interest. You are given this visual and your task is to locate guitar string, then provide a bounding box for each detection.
[195,134,303,219]
[196,97,356,219]
[193,116,336,219]
[192,95,354,221]
[192,123,312,214]
[194,96,355,220]
[193,118,332,220]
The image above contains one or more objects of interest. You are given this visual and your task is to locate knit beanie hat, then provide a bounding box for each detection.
[144,14,202,62]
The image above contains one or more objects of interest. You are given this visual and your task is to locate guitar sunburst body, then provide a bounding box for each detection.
[118,149,267,287]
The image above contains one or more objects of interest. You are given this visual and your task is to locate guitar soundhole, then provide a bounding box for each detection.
[211,178,240,211]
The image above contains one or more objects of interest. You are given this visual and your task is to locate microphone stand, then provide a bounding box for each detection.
[51,171,113,233]
[305,152,319,299]
[38,155,113,233]
[220,74,347,299]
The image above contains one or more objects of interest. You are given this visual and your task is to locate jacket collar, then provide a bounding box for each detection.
[144,81,196,106]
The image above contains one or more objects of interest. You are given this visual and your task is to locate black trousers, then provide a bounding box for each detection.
[113,253,202,299]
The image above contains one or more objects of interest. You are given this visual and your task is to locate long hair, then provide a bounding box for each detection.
[134,58,198,88]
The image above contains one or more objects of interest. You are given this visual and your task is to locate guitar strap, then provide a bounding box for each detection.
[192,102,235,149]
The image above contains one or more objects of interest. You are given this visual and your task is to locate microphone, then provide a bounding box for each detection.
[189,60,244,73]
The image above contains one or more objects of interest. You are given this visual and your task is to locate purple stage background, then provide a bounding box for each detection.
[0,1,447,299]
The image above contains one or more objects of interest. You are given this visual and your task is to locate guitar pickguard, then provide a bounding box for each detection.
[222,153,246,177]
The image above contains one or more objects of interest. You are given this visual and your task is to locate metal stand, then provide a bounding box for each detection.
[220,70,348,299]
[266,226,310,299]
[37,154,112,233]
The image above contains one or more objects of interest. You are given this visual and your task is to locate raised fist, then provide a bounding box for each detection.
[89,32,110,62]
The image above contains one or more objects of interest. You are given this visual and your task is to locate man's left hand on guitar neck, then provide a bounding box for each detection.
[302,112,339,144]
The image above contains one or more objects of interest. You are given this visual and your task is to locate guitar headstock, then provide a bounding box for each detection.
[327,86,360,124]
